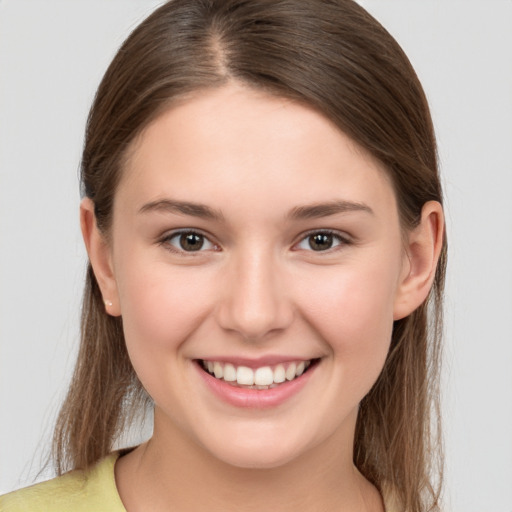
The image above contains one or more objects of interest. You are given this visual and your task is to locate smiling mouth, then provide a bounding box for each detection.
[197,359,320,390]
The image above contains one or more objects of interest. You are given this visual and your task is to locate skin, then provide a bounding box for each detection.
[81,83,444,512]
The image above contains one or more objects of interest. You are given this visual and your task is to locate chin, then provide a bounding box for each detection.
[195,423,315,470]
[210,444,300,470]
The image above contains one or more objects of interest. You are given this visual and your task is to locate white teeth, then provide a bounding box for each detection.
[203,359,315,387]
[273,364,286,383]
[254,366,274,386]
[285,363,297,381]
[236,366,254,385]
[223,363,237,382]
[213,362,223,379]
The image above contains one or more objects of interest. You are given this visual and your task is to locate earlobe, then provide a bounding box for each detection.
[80,198,121,317]
[393,201,444,320]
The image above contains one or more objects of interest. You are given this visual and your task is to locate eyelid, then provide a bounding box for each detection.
[293,229,352,252]
[158,228,219,254]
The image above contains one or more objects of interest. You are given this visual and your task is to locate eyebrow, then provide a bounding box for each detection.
[138,198,373,222]
[139,199,225,221]
[288,200,374,220]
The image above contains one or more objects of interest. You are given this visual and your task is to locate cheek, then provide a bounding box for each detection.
[114,259,221,415]
[114,254,214,364]
[295,257,399,378]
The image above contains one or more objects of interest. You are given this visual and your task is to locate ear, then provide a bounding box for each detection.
[393,200,445,320]
[80,197,121,317]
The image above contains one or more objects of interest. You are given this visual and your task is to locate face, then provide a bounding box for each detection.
[103,84,409,469]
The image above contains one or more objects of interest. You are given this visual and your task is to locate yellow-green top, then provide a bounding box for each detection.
[0,452,125,512]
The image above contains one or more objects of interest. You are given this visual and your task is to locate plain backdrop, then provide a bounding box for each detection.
[1,1,511,510]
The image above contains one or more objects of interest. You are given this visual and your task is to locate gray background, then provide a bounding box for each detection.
[1,1,511,510]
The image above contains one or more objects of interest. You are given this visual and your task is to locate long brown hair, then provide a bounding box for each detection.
[53,1,447,510]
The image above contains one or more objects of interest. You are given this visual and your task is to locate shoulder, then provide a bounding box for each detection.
[0,452,126,512]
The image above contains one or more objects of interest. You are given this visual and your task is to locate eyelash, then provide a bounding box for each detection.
[158,229,351,255]
[159,229,218,255]
[294,229,351,252]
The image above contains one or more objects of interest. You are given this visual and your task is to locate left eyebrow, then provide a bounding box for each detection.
[287,200,374,220]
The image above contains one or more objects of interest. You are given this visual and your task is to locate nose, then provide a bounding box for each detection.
[216,250,294,341]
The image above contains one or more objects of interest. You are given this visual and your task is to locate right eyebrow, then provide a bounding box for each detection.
[138,199,225,222]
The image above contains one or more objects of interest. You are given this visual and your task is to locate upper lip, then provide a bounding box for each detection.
[196,355,320,369]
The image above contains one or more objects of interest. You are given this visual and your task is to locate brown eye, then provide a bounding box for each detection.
[296,231,348,252]
[308,233,334,251]
[179,233,204,251]
[165,231,215,253]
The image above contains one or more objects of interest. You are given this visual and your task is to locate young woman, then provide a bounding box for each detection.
[1,1,446,511]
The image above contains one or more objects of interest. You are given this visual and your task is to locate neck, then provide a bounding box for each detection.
[115,409,383,512]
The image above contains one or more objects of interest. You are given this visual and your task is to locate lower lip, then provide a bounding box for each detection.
[195,361,317,409]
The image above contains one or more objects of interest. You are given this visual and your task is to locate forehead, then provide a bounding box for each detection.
[117,83,397,222]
